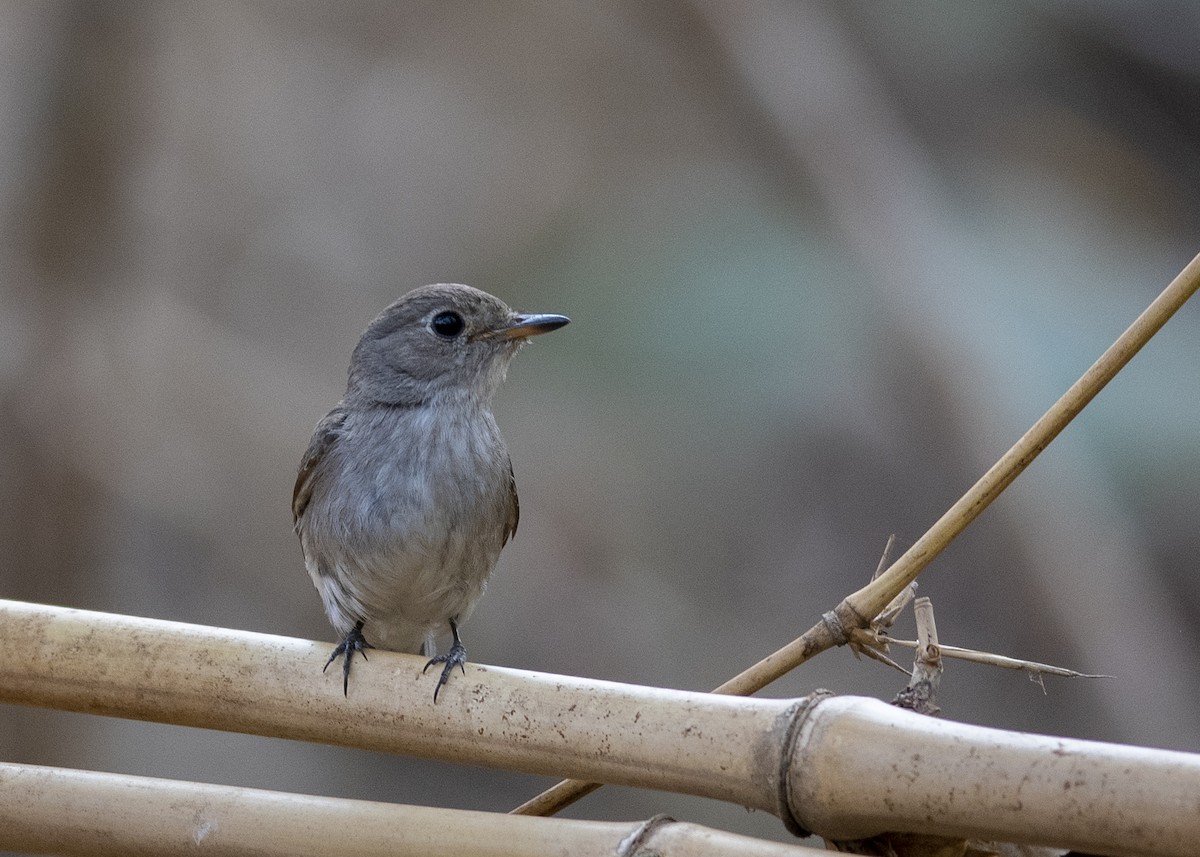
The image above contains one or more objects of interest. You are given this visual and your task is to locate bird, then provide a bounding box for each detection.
[292,284,569,701]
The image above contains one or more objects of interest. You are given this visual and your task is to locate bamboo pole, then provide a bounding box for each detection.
[0,762,827,857]
[0,599,795,814]
[787,696,1200,857]
[5,599,1200,855]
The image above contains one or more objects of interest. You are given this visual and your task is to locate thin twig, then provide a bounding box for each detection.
[848,640,911,675]
[880,636,1109,679]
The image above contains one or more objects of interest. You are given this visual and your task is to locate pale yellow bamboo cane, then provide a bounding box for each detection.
[514,251,1200,817]
[0,762,828,857]
[788,696,1200,857]
[0,599,796,814]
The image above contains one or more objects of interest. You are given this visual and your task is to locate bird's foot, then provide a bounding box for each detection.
[324,622,373,696]
[423,640,467,702]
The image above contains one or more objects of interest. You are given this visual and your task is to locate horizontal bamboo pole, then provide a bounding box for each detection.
[6,598,1200,855]
[0,599,795,814]
[790,696,1200,857]
[0,762,827,857]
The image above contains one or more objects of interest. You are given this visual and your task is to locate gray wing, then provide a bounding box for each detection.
[292,407,348,532]
[503,457,519,546]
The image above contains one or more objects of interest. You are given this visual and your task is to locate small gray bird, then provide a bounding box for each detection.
[293,284,569,700]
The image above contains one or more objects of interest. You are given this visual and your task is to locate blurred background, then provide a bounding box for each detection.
[2,0,1198,847]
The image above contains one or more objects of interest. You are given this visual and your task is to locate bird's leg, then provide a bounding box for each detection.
[423,617,467,702]
[323,620,373,697]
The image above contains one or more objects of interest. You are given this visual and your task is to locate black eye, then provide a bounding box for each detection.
[430,311,464,338]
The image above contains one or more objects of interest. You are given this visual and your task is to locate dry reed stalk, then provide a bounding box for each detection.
[0,762,827,857]
[726,250,1200,689]
[517,250,1200,817]
[4,599,1200,855]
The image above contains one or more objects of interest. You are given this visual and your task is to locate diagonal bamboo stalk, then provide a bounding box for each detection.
[0,762,828,857]
[513,252,1200,816]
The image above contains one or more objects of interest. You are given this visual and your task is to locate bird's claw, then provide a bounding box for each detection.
[423,641,467,702]
[324,623,373,696]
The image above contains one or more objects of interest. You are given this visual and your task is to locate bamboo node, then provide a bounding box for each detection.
[616,813,676,856]
[776,690,834,838]
[820,610,850,646]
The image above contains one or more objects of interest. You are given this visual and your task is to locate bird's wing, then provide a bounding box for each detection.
[292,407,348,531]
[503,457,519,546]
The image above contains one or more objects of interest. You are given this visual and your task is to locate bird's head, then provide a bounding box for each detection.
[346,283,569,407]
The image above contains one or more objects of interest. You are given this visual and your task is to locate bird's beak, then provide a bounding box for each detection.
[497,312,571,341]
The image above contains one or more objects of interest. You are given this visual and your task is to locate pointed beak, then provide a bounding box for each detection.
[498,312,571,341]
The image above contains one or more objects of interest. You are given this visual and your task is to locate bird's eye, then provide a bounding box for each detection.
[430,311,465,339]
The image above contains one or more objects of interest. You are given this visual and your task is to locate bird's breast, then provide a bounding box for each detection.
[332,404,511,545]
[299,401,516,644]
